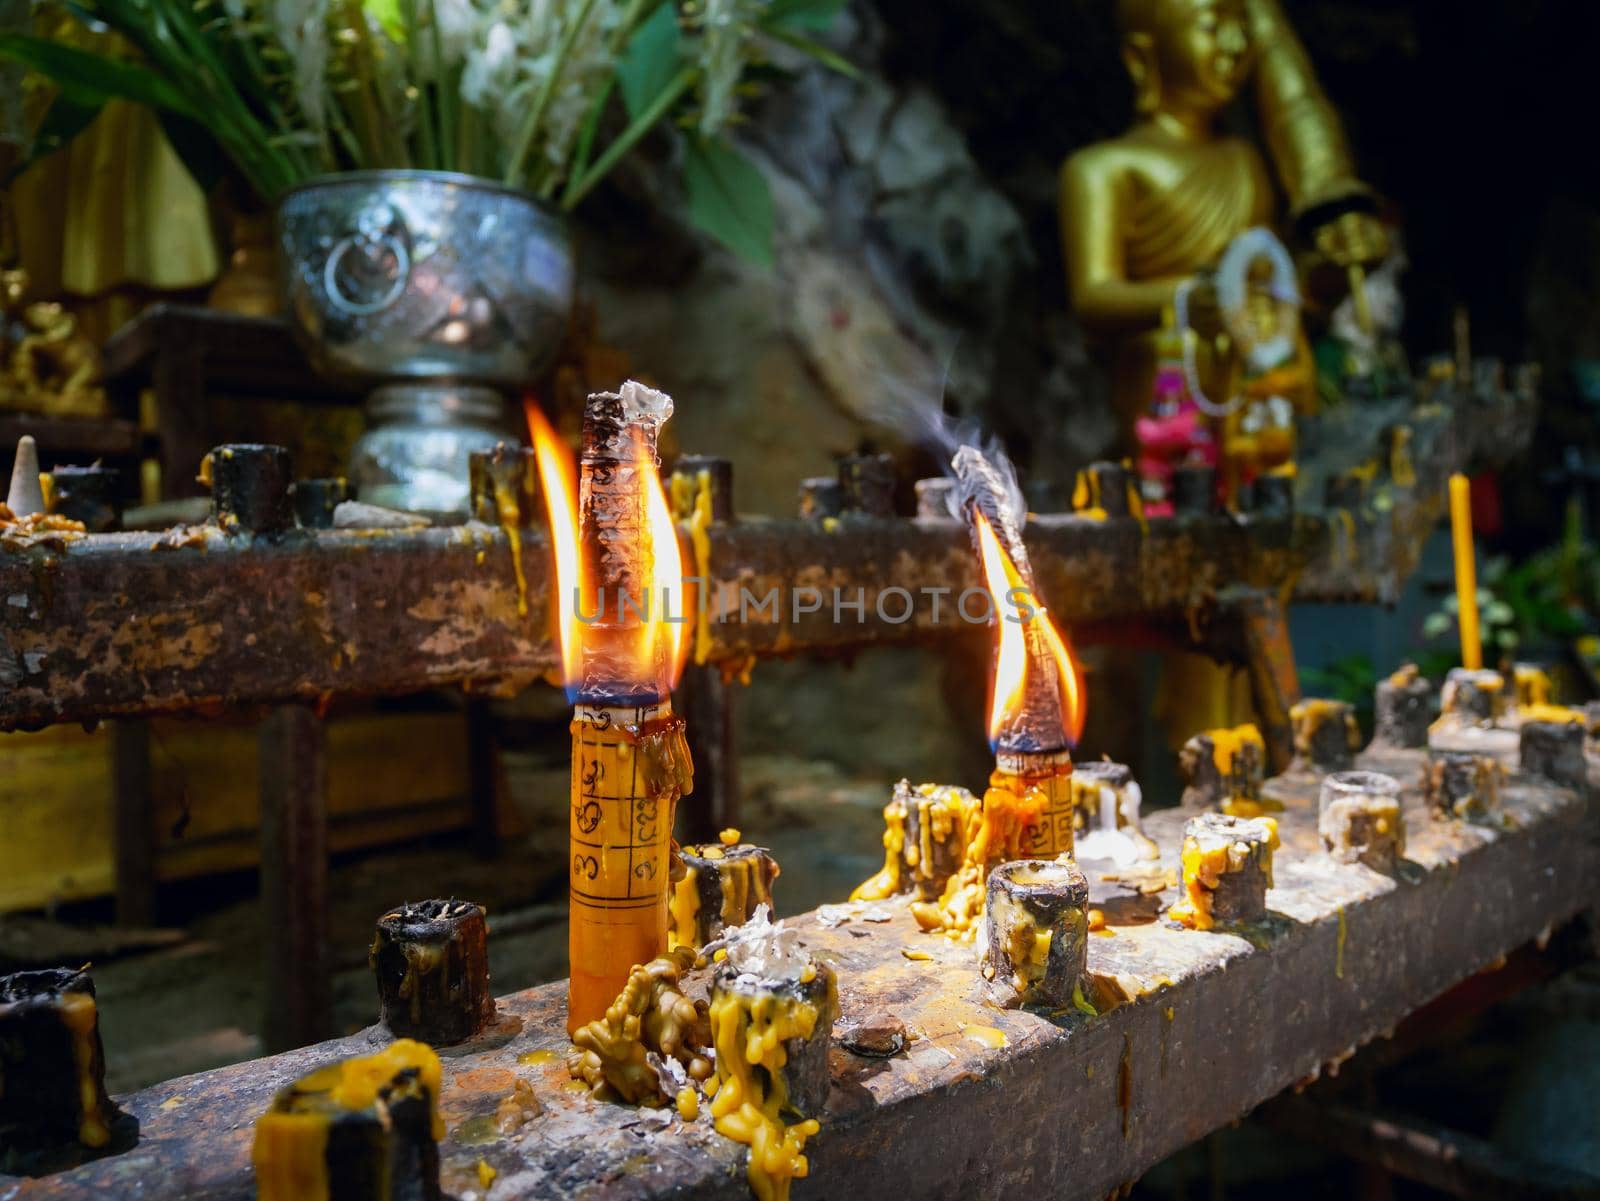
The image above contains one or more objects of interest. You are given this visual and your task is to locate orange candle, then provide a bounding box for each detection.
[567,700,692,1034]
[1448,473,1481,670]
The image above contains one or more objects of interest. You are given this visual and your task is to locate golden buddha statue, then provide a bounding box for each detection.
[1061,0,1388,454]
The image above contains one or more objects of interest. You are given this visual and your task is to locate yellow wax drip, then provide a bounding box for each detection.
[59,992,109,1149]
[850,796,908,901]
[911,772,1047,938]
[709,987,824,1201]
[490,469,531,617]
[567,947,712,1104]
[1520,703,1583,725]
[668,865,702,951]
[1514,666,1554,709]
[1072,469,1108,521]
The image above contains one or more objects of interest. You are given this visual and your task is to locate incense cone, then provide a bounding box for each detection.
[7,435,44,517]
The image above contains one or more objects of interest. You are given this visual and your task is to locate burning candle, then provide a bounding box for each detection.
[1449,473,1482,670]
[533,383,695,1034]
[953,447,1081,857]
[908,446,1086,937]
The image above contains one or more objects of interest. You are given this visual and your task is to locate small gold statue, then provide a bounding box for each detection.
[1060,0,1387,455]
[0,268,105,417]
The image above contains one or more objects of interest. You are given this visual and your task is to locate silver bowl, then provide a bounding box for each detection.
[276,169,573,386]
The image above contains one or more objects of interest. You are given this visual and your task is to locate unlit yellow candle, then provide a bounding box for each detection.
[1449,473,1481,670]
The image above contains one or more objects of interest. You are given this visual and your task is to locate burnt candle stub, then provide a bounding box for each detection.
[1318,770,1405,870]
[46,465,122,532]
[670,842,780,950]
[837,453,896,517]
[1073,461,1133,518]
[468,443,539,528]
[370,899,494,1045]
[1169,813,1278,930]
[1424,751,1502,821]
[1440,668,1507,727]
[1290,698,1362,772]
[1251,473,1295,515]
[980,858,1090,1008]
[0,968,130,1170]
[914,476,957,519]
[1179,725,1266,814]
[252,1039,443,1201]
[291,478,350,529]
[851,781,979,903]
[1172,463,1217,514]
[1374,664,1433,748]
[1071,761,1159,863]
[669,455,734,523]
[207,443,294,535]
[710,924,839,1120]
[1520,719,1586,791]
[798,477,844,520]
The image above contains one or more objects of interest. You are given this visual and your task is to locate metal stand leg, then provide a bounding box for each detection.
[1237,590,1301,775]
[678,663,738,842]
[111,720,156,927]
[467,698,500,858]
[259,704,331,1052]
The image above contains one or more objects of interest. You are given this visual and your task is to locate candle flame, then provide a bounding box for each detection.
[527,401,582,683]
[640,441,690,692]
[974,511,1085,749]
[526,397,689,701]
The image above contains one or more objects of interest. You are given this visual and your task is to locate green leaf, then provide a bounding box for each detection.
[764,0,846,32]
[763,25,860,78]
[8,93,101,178]
[617,3,682,121]
[157,110,230,193]
[0,33,199,118]
[1422,613,1453,640]
[683,134,774,267]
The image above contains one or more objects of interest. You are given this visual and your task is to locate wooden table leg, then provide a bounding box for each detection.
[258,705,331,1052]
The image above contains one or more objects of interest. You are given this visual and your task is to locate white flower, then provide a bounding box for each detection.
[272,0,332,133]
[461,20,518,105]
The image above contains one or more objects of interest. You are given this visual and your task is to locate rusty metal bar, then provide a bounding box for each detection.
[0,512,1326,730]
[0,390,1528,731]
[257,704,331,1053]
